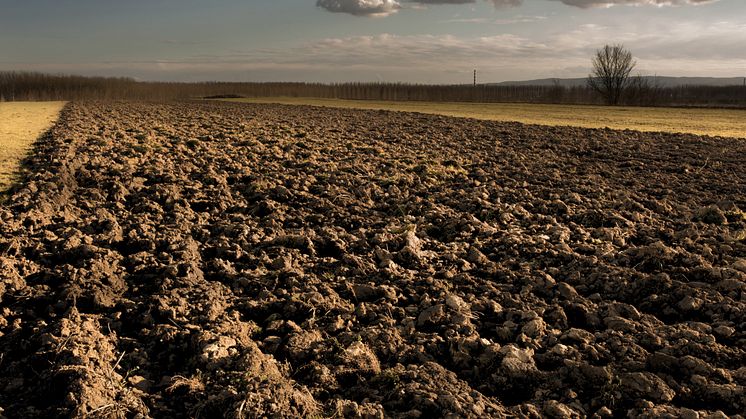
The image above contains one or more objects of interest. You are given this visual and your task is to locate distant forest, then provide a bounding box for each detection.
[2,71,746,107]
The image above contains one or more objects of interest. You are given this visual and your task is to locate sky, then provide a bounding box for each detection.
[0,0,744,83]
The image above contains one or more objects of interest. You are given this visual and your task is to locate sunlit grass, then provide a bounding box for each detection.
[224,97,746,138]
[0,101,65,192]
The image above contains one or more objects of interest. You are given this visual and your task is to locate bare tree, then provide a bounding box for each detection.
[587,44,636,105]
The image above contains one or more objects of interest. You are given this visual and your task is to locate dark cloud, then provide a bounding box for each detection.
[316,0,522,16]
[316,0,400,17]
[317,0,718,16]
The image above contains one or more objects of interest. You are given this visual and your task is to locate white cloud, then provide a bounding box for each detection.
[145,21,744,81]
[6,17,743,83]
[552,0,717,8]
[317,0,719,16]
[442,15,547,24]
[316,0,523,16]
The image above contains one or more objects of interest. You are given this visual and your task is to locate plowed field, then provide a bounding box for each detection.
[0,101,744,418]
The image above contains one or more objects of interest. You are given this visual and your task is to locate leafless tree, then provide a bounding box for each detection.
[587,44,636,105]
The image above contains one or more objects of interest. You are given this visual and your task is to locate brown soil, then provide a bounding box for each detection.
[0,101,744,418]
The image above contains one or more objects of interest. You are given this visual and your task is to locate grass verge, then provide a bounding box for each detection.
[223,97,746,138]
[0,101,66,192]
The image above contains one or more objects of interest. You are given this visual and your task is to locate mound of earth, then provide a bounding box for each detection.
[0,101,744,418]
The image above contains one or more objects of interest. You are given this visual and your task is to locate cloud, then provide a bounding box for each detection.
[7,20,745,83]
[317,0,718,16]
[488,0,523,6]
[444,15,548,24]
[410,0,475,4]
[276,20,744,78]
[552,0,717,7]
[316,0,400,17]
[494,15,548,24]
[316,0,522,16]
[415,0,521,5]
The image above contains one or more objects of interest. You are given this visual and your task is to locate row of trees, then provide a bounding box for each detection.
[1,69,745,107]
[584,44,746,107]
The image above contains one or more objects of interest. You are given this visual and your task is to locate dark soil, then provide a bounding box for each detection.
[1,101,745,418]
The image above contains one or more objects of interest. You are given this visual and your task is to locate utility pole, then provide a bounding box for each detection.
[474,69,477,87]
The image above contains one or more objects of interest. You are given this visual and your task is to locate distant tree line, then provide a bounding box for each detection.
[1,71,745,108]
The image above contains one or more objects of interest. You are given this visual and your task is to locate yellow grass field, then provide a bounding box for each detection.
[225,97,746,139]
[0,102,65,192]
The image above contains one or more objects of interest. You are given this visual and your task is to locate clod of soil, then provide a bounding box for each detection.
[0,101,745,418]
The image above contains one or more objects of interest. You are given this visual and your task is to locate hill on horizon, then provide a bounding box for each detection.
[491,76,746,88]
